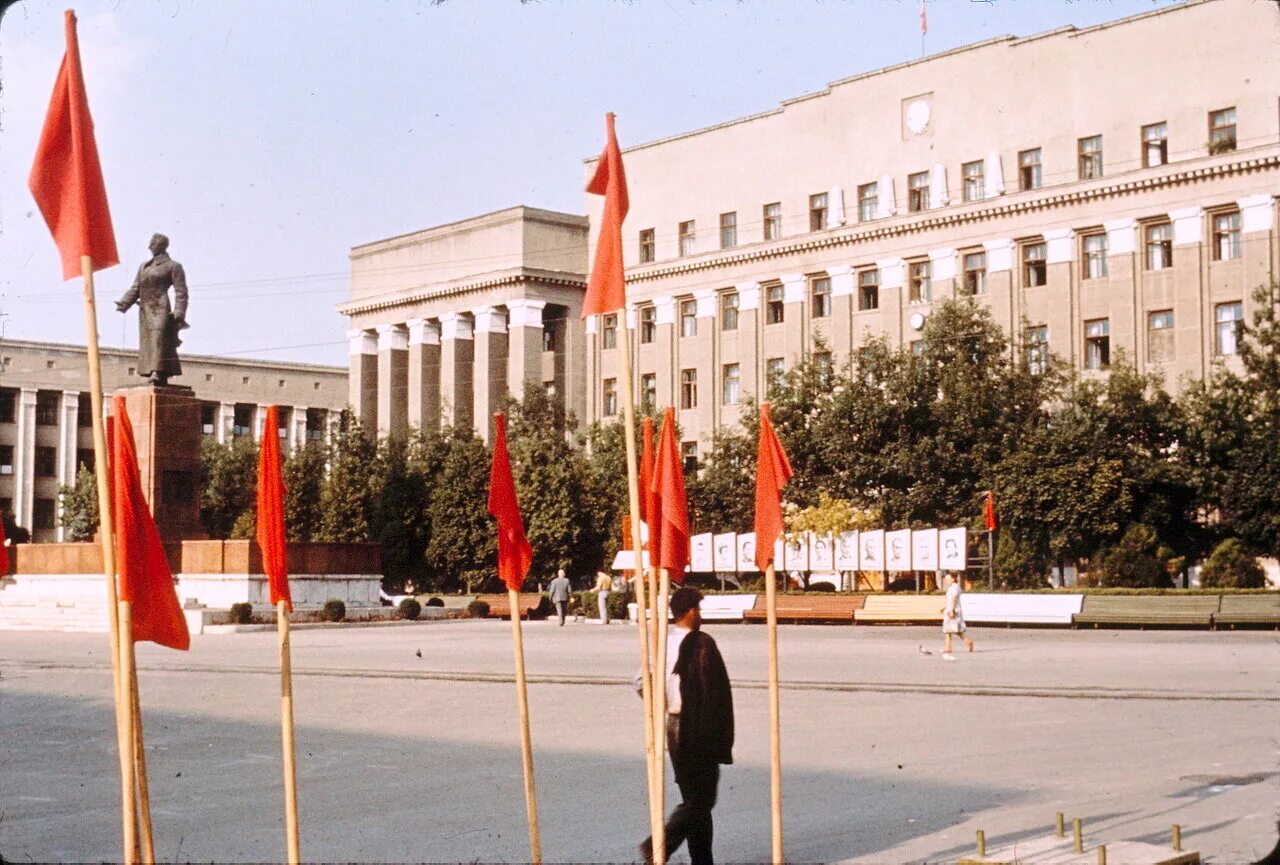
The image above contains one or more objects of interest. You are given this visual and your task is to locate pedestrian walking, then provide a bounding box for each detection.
[941,573,975,660]
[639,587,734,865]
[593,569,613,624]
[548,568,572,626]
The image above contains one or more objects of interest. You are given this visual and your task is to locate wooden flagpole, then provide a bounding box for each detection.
[507,588,542,864]
[650,566,672,865]
[613,320,664,853]
[117,600,140,865]
[131,671,155,864]
[79,254,136,862]
[278,600,301,865]
[764,562,783,865]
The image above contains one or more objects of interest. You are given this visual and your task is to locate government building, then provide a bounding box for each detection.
[0,340,347,543]
[343,0,1279,464]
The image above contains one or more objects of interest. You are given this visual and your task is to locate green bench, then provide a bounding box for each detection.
[1073,595,1220,629]
[743,594,864,624]
[1213,593,1280,629]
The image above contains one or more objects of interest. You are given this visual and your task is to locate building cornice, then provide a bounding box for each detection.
[0,337,347,375]
[338,267,586,317]
[625,152,1279,285]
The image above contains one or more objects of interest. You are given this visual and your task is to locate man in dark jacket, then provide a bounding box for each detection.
[641,586,734,865]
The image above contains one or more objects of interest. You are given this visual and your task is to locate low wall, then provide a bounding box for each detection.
[13,540,380,576]
[177,574,381,608]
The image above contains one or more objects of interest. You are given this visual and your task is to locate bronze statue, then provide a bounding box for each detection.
[116,233,189,386]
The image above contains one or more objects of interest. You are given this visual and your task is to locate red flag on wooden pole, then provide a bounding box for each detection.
[28,10,119,280]
[753,404,794,572]
[257,406,292,610]
[984,490,998,532]
[582,113,629,318]
[650,408,689,581]
[112,397,189,651]
[488,413,533,592]
[640,417,658,560]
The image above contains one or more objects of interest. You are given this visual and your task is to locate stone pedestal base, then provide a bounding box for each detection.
[116,385,205,541]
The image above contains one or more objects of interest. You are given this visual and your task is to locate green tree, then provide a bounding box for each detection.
[1198,537,1266,589]
[200,437,258,540]
[1089,523,1177,588]
[58,465,99,542]
[424,427,494,592]
[371,433,433,591]
[581,406,663,565]
[283,441,326,542]
[687,426,756,534]
[318,413,379,542]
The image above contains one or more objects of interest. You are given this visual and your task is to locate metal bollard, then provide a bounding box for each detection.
[1055,812,1065,838]
[976,830,986,858]
[1098,844,1107,865]
[1073,818,1084,854]
[1172,824,1182,851]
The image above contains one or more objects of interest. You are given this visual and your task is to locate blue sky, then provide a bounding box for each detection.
[0,0,1177,367]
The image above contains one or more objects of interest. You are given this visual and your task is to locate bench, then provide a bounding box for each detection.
[1073,595,1219,628]
[700,594,757,622]
[854,594,943,625]
[475,593,545,620]
[1213,593,1280,629]
[743,594,864,624]
[961,593,1084,626]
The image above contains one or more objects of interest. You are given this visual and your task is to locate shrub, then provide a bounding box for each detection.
[607,589,635,621]
[532,595,555,619]
[807,581,838,593]
[467,599,491,618]
[425,596,445,607]
[398,598,422,620]
[1199,538,1267,589]
[322,599,346,623]
[229,602,252,624]
[1089,524,1175,589]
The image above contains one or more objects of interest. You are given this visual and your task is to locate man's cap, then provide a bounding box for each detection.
[670,586,704,619]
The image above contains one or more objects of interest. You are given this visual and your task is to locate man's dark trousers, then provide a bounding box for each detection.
[659,716,719,865]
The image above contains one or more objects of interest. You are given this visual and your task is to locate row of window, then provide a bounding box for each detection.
[639,107,1240,263]
[0,444,96,477]
[602,352,833,416]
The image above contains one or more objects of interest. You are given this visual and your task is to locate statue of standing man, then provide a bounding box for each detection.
[116,233,189,386]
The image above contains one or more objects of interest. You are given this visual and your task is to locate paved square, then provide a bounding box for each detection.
[1,620,1276,863]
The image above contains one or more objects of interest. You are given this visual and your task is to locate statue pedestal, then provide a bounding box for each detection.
[116,385,206,541]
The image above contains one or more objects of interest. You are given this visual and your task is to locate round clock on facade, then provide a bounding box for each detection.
[910,312,927,331]
[905,99,931,135]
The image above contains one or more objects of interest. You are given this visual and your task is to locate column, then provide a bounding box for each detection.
[1043,229,1076,363]
[290,405,308,451]
[439,312,474,430]
[216,401,235,444]
[348,328,377,430]
[780,273,807,364]
[737,282,761,402]
[1167,208,1206,377]
[1103,218,1138,372]
[254,404,271,442]
[407,318,442,432]
[827,266,854,359]
[982,240,1015,354]
[472,306,508,442]
[693,289,718,440]
[584,315,598,423]
[56,390,79,542]
[928,248,957,301]
[14,388,37,531]
[654,296,677,409]
[377,323,409,439]
[506,300,546,402]
[876,258,906,348]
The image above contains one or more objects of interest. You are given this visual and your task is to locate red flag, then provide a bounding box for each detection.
[28,11,119,280]
[650,408,689,581]
[488,413,533,592]
[112,397,189,651]
[256,406,291,610]
[919,0,928,35]
[640,417,658,559]
[753,404,794,572]
[0,502,10,576]
[582,113,629,319]
[984,490,998,532]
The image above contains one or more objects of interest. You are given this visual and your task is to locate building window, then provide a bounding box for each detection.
[765,284,785,325]
[1142,122,1168,168]
[306,409,326,441]
[679,369,698,410]
[1019,148,1042,191]
[681,441,699,474]
[1209,107,1237,154]
[679,299,697,338]
[858,270,880,311]
[1078,135,1103,180]
[720,292,739,331]
[1147,310,1175,364]
[1082,233,1109,279]
[77,394,93,427]
[1145,222,1173,271]
[765,358,785,395]
[640,373,657,409]
[959,252,986,296]
[200,403,216,435]
[0,390,15,424]
[809,192,828,232]
[542,327,557,352]
[763,202,782,240]
[35,391,59,426]
[678,220,696,257]
[719,212,737,249]
[1022,241,1047,288]
[639,228,655,263]
[1215,301,1244,356]
[35,446,57,478]
[0,445,12,474]
[639,306,657,344]
[233,404,254,438]
[602,379,618,417]
[1025,326,1049,375]
[961,160,984,202]
[857,182,878,222]
[908,261,932,303]
[814,351,833,388]
[908,171,930,213]
[601,314,618,349]
[77,449,95,473]
[811,276,831,318]
[722,363,741,406]
[1213,211,1242,261]
[34,498,56,531]
[1084,319,1111,370]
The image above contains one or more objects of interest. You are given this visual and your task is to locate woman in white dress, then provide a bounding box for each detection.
[941,573,975,660]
